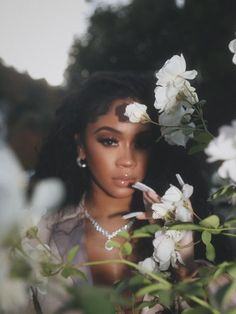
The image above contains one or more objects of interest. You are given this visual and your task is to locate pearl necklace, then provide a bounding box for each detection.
[83,207,134,251]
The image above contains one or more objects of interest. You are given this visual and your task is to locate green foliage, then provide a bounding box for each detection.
[66,245,80,263]
[106,240,121,249]
[121,241,133,256]
[182,307,213,314]
[118,230,130,240]
[189,130,213,154]
[136,282,171,297]
[61,266,87,281]
[208,185,236,202]
[40,261,62,277]
[60,286,121,314]
[201,231,215,261]
[199,215,220,229]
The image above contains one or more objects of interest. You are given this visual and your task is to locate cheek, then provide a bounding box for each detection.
[85,146,114,174]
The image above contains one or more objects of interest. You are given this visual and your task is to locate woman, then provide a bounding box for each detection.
[30,72,193,313]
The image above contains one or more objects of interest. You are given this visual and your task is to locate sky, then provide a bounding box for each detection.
[0,0,131,86]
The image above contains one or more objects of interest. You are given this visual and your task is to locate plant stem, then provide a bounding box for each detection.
[80,259,171,286]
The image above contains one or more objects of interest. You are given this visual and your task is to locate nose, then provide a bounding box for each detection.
[116,145,136,168]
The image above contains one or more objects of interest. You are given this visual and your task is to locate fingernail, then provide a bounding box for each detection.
[147,190,159,199]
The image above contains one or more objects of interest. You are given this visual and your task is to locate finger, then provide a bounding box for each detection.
[143,190,161,204]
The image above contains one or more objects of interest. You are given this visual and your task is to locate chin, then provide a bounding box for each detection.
[109,188,135,199]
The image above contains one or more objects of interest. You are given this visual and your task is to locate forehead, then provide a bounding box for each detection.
[87,98,150,132]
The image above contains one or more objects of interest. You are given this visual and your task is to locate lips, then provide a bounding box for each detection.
[112,176,136,188]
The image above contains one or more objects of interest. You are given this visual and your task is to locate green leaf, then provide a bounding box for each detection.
[40,262,62,276]
[107,240,121,249]
[188,142,207,155]
[225,309,236,314]
[128,274,151,289]
[182,307,213,314]
[199,215,220,228]
[208,185,236,202]
[205,243,215,261]
[215,281,236,308]
[201,231,215,261]
[201,231,212,245]
[121,241,132,256]
[226,264,236,279]
[117,230,130,240]
[157,289,174,308]
[194,131,212,144]
[224,218,236,228]
[66,245,80,263]
[176,282,205,298]
[135,299,158,311]
[61,266,87,280]
[136,283,170,297]
[75,286,117,314]
[189,130,212,154]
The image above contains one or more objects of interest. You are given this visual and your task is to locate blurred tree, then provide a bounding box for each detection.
[0,60,64,170]
[65,0,236,131]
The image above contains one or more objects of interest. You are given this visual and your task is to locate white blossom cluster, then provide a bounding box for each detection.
[124,54,199,147]
[139,175,193,272]
[0,115,65,312]
[154,54,198,147]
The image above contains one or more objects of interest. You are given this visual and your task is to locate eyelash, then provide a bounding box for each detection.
[98,137,119,146]
[97,135,154,149]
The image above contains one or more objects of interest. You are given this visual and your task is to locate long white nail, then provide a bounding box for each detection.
[132,182,155,193]
[122,211,144,219]
[176,173,185,187]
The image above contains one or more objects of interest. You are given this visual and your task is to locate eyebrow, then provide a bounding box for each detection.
[94,126,152,135]
[94,126,122,134]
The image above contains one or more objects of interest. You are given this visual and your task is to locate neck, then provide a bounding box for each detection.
[84,191,133,219]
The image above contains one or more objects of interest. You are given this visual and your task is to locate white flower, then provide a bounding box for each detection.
[154,83,180,113]
[229,39,236,65]
[153,231,184,271]
[27,178,65,226]
[154,54,198,114]
[124,102,150,123]
[0,252,28,312]
[158,106,195,147]
[21,241,52,295]
[205,120,236,183]
[156,54,197,87]
[152,174,193,223]
[152,202,173,219]
[0,145,28,237]
[162,182,193,222]
[138,257,159,274]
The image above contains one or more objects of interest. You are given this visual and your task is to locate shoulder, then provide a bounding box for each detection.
[37,203,85,243]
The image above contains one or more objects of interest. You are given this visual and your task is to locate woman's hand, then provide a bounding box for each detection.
[136,190,161,222]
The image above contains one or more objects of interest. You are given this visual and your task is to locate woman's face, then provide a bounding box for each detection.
[78,98,154,199]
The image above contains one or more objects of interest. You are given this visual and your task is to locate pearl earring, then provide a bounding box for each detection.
[76,157,87,168]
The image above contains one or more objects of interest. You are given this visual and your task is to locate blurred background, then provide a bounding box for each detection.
[0,0,236,260]
[0,0,236,172]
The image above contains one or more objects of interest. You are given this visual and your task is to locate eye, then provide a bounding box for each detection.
[97,137,119,146]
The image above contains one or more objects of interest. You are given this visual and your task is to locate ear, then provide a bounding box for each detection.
[74,134,86,159]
